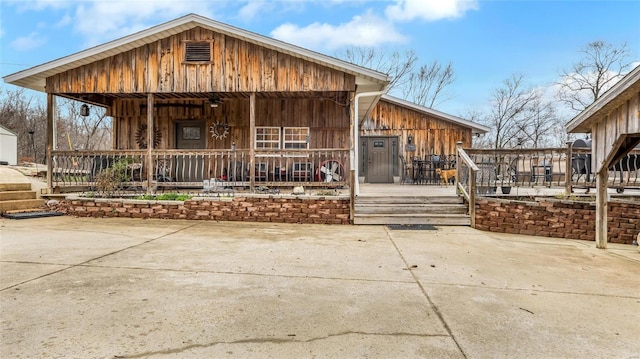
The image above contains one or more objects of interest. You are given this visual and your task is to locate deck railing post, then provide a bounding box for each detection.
[146,94,154,195]
[565,141,573,195]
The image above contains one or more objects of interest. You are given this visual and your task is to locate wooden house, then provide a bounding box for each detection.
[566,64,640,248]
[359,95,489,183]
[3,13,486,195]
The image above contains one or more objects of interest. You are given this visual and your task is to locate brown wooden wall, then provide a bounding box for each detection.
[364,100,473,157]
[113,97,350,150]
[46,27,356,94]
[592,90,640,172]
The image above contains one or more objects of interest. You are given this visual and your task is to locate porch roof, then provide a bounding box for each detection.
[380,95,490,135]
[566,64,640,133]
[2,13,390,122]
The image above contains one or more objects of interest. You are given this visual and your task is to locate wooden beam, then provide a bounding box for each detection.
[46,93,54,192]
[146,93,154,194]
[595,168,608,249]
[249,93,256,192]
[565,141,573,195]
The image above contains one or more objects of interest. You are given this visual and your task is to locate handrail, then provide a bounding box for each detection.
[456,142,479,228]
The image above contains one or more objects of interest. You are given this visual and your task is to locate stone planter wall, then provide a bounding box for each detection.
[58,195,350,225]
[475,197,640,244]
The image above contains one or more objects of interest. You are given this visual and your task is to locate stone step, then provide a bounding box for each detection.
[355,203,467,215]
[353,213,471,226]
[0,183,32,192]
[0,199,46,212]
[0,190,37,201]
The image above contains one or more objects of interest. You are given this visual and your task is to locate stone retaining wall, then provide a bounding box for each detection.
[475,197,640,244]
[59,195,350,225]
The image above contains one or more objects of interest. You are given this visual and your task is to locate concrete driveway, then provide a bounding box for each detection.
[1,217,638,358]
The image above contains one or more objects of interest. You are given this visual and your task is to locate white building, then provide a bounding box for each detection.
[0,125,18,165]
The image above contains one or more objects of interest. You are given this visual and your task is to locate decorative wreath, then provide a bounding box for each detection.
[210,121,230,139]
[135,124,162,149]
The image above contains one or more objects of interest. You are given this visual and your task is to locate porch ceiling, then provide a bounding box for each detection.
[58,91,351,108]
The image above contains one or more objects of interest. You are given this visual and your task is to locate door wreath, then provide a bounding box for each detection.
[135,124,162,149]
[210,121,230,139]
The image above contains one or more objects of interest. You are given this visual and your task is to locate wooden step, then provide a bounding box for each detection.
[355,195,463,205]
[0,199,46,212]
[0,183,32,192]
[355,203,467,215]
[0,190,37,201]
[354,213,471,226]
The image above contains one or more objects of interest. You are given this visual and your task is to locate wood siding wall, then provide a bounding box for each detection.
[364,100,473,157]
[593,90,640,172]
[113,97,349,150]
[46,27,356,94]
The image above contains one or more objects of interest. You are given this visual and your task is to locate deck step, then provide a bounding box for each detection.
[0,199,46,212]
[0,190,37,201]
[354,213,470,225]
[0,183,32,192]
[354,194,469,226]
[355,203,467,215]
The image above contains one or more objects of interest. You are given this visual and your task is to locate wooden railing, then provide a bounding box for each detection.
[465,146,640,194]
[456,142,479,227]
[51,149,350,193]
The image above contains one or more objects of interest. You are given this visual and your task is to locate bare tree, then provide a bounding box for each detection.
[483,74,539,149]
[59,98,112,150]
[513,95,560,148]
[0,87,47,163]
[402,61,455,108]
[336,46,418,92]
[556,41,633,113]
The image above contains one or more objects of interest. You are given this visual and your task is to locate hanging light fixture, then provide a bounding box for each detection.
[208,96,222,108]
[80,104,90,117]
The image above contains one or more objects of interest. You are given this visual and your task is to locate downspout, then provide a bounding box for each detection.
[352,90,387,196]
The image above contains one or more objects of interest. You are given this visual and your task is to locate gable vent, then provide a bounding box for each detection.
[185,42,211,62]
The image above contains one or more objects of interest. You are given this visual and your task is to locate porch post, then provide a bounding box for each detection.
[249,93,256,192]
[146,93,154,194]
[46,93,54,192]
[595,168,608,249]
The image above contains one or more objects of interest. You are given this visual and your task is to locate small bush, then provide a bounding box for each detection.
[135,193,192,201]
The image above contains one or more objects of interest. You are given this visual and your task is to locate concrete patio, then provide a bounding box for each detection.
[1,216,638,358]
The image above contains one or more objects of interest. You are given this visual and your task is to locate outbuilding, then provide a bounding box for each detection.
[0,125,18,166]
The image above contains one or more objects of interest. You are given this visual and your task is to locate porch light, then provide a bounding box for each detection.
[407,134,413,144]
[80,104,90,117]
[208,96,222,108]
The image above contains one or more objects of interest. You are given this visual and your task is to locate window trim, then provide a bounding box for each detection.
[283,127,310,150]
[255,126,281,150]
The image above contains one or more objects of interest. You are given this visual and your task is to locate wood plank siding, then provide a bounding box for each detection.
[365,99,473,157]
[45,27,356,95]
[592,91,640,172]
[111,97,350,150]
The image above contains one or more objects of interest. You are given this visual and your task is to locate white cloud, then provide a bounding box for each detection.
[385,0,479,22]
[10,31,46,51]
[238,0,268,21]
[54,14,72,28]
[271,11,406,51]
[71,0,214,46]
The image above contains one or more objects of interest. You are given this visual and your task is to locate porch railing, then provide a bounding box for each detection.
[51,149,350,193]
[455,142,479,227]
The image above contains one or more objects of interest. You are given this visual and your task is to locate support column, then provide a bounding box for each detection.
[249,93,256,192]
[46,93,54,192]
[565,141,573,195]
[146,94,154,195]
[595,168,608,249]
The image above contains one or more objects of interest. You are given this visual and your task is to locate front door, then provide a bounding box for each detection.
[366,137,393,183]
[175,121,206,182]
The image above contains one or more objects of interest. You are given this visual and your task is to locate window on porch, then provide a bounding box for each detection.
[255,127,309,150]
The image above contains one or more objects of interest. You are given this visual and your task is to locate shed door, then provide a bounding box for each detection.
[366,137,393,183]
[175,121,206,182]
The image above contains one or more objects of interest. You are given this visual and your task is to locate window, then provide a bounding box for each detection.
[255,127,281,149]
[283,127,310,149]
[254,127,310,149]
[184,41,212,62]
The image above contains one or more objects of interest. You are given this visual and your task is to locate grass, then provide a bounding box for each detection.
[134,193,193,201]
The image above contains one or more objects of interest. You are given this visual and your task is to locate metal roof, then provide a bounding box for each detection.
[380,95,490,134]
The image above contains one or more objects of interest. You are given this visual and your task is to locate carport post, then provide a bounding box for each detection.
[146,94,154,195]
[565,141,573,195]
[46,93,55,191]
[595,168,608,249]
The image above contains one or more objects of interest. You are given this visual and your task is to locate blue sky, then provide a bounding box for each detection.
[1,0,638,117]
